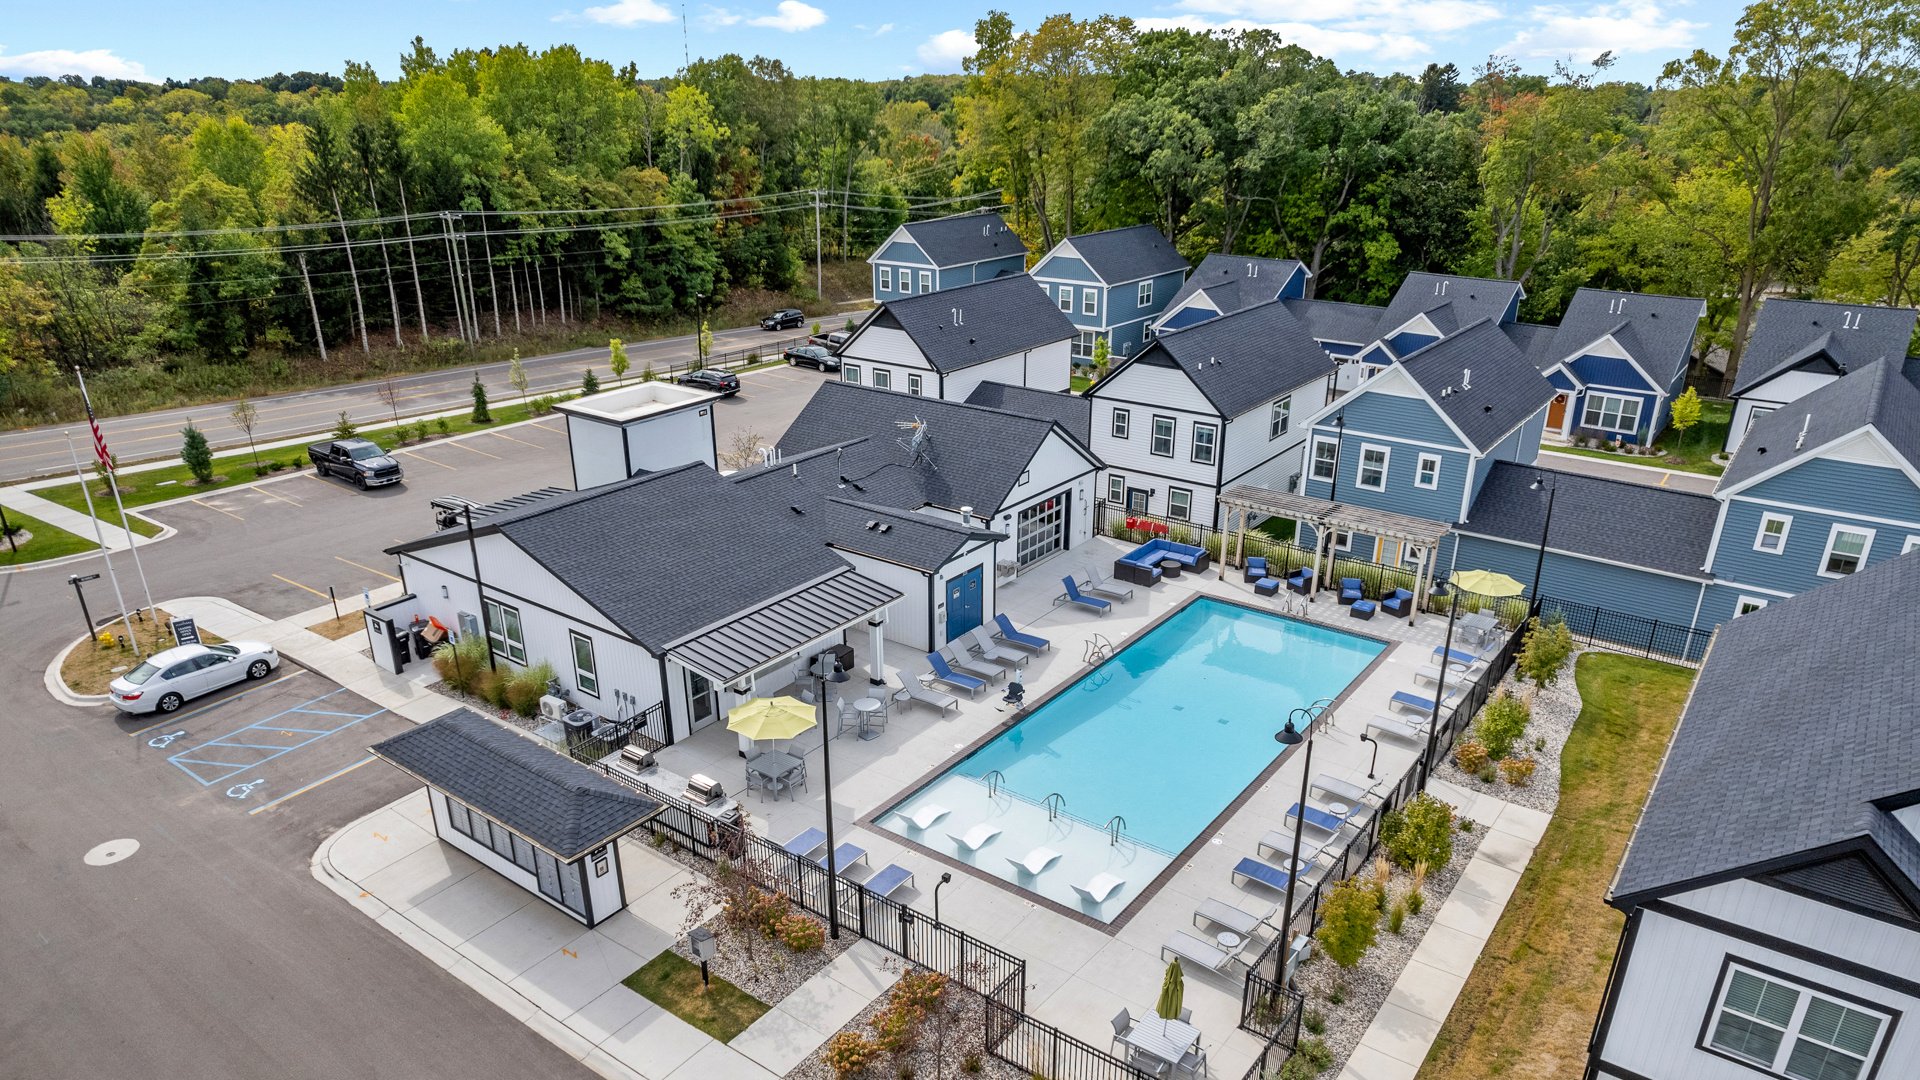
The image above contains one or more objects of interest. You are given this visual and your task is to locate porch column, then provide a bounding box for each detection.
[867,610,889,688]
[1234,505,1247,574]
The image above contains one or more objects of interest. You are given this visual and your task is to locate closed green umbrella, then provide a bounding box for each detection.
[1156,958,1185,1022]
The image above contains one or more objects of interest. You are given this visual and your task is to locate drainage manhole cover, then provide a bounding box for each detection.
[84,839,139,866]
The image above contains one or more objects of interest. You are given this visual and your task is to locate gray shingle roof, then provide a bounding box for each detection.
[1396,319,1558,452]
[1719,356,1920,493]
[1283,297,1386,347]
[1547,288,1706,387]
[865,274,1075,372]
[370,709,662,860]
[1731,298,1918,396]
[1610,550,1920,906]
[1125,299,1334,418]
[963,381,1093,447]
[1376,272,1522,343]
[893,210,1028,267]
[1162,254,1307,321]
[1501,322,1561,371]
[1462,462,1715,578]
[1046,225,1187,284]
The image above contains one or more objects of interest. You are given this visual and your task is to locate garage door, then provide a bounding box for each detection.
[1016,494,1066,567]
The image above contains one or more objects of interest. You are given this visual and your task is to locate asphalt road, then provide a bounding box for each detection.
[0,364,825,1078]
[0,320,814,484]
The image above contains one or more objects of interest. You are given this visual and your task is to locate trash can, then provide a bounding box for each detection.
[389,623,413,670]
[410,625,432,660]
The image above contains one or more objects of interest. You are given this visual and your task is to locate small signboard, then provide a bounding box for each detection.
[170,617,201,646]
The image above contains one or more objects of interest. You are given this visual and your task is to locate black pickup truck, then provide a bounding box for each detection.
[308,437,404,489]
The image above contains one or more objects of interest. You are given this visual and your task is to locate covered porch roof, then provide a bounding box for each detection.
[1219,485,1451,545]
[664,569,901,686]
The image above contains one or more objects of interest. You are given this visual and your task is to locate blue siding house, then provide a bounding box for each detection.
[868,211,1029,304]
[1351,273,1524,374]
[1533,288,1706,446]
[1723,298,1918,452]
[1152,254,1309,335]
[1029,225,1190,364]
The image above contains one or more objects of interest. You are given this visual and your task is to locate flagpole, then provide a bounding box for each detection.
[66,433,142,658]
[75,367,157,626]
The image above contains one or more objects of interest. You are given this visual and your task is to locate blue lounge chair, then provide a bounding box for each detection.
[1381,588,1414,617]
[993,613,1050,652]
[1058,577,1112,614]
[815,842,869,874]
[1286,567,1313,595]
[1231,857,1293,892]
[1433,646,1480,666]
[866,864,914,898]
[782,827,827,858]
[1338,577,1365,605]
[1243,556,1269,583]
[925,652,986,697]
[1391,688,1456,718]
[1283,802,1350,835]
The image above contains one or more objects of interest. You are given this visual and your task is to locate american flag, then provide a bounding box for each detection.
[76,368,112,471]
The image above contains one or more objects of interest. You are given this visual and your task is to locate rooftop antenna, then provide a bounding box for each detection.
[895,417,936,469]
[681,4,691,71]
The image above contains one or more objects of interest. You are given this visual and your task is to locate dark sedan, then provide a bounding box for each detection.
[783,345,841,371]
[677,368,741,396]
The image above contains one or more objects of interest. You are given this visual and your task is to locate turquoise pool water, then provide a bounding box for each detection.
[879,598,1384,918]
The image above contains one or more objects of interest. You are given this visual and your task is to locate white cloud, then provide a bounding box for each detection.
[1174,0,1501,35]
[564,0,674,26]
[1138,15,1430,64]
[872,22,895,36]
[0,46,147,80]
[703,5,744,25]
[748,0,827,30]
[1502,2,1703,61]
[917,29,977,72]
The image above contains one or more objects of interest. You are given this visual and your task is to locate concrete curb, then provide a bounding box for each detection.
[44,633,112,709]
[1539,445,1722,479]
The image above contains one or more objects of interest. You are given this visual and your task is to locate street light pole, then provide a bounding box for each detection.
[1528,475,1557,607]
[1422,584,1462,793]
[810,650,849,939]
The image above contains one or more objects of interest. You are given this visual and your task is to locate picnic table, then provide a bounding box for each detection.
[1122,1013,1203,1074]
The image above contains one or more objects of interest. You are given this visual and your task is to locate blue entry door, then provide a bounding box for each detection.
[946,567,984,641]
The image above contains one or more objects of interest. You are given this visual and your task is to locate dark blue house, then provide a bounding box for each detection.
[1152,254,1310,334]
[1534,288,1706,446]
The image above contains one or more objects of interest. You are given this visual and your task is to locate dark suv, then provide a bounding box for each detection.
[677,369,741,396]
[760,308,804,330]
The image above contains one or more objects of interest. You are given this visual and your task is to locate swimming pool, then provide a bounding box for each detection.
[876,598,1385,922]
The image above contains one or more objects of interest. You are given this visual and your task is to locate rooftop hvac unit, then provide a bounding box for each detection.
[538,695,571,722]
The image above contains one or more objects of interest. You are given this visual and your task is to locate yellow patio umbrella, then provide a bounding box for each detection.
[725,696,818,742]
[1451,569,1526,598]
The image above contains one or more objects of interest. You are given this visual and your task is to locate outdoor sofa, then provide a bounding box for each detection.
[1112,538,1212,586]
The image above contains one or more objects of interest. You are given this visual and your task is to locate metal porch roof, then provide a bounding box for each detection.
[665,569,901,685]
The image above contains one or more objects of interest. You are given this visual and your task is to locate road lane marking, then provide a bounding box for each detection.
[399,449,457,470]
[248,755,380,815]
[192,498,245,521]
[1658,472,1670,487]
[445,439,502,460]
[335,555,400,582]
[125,670,307,736]
[487,430,543,449]
[271,573,330,600]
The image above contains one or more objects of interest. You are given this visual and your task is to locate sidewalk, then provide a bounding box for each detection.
[316,788,897,1080]
[1336,781,1550,1080]
[0,483,162,554]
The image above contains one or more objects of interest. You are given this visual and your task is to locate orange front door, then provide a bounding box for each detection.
[1547,393,1569,431]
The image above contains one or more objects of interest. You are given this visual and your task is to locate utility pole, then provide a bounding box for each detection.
[440,212,468,343]
[481,229,502,336]
[297,253,328,362]
[365,174,403,347]
[397,179,429,340]
[814,188,823,298]
[330,189,371,355]
[460,230,481,337]
[507,260,521,334]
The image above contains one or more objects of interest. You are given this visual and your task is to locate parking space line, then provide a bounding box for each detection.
[255,485,302,507]
[445,439,502,460]
[487,430,543,448]
[334,555,400,582]
[528,420,562,432]
[168,689,388,786]
[249,755,380,815]
[271,573,330,600]
[193,498,245,521]
[399,449,457,470]
[125,671,307,736]
[284,708,377,718]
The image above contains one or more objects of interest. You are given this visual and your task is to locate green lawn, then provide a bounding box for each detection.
[1418,653,1695,1080]
[623,951,769,1043]
[1542,398,1731,476]
[1071,374,1094,393]
[0,511,99,566]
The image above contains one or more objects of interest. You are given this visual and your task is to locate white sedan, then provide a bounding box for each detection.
[109,642,281,715]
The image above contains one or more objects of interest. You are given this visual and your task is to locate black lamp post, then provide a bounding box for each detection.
[810,650,849,939]
[1528,474,1557,609]
[1359,732,1380,780]
[1272,704,1319,983]
[1422,577,1463,792]
[933,871,953,925]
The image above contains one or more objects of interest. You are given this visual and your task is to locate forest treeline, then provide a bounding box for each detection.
[3,0,1920,411]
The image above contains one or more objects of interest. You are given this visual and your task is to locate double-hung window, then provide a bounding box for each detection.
[1150,416,1176,458]
[1107,473,1126,504]
[1706,964,1888,1080]
[843,363,862,385]
[1819,525,1873,577]
[1072,330,1098,361]
[872,368,892,390]
[1754,512,1792,554]
[1082,288,1097,316]
[1168,488,1192,521]
[878,266,892,292]
[1415,453,1441,490]
[1357,444,1389,490]
[569,630,598,698]
[1270,397,1291,440]
[918,270,931,293]
[1310,438,1338,483]
[482,599,526,665]
[898,270,912,295]
[1581,392,1643,434]
[1057,286,1073,312]
[1190,423,1218,466]
[1138,280,1153,307]
[907,373,923,396]
[1111,408,1130,439]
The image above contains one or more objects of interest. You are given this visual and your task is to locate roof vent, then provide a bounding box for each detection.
[865,519,879,529]
[791,464,799,477]
[952,307,964,326]
[1462,368,1472,389]
[878,523,892,533]
[789,505,805,515]
[1796,413,1811,451]
[969,338,976,345]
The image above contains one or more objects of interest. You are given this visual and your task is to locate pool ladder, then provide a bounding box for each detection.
[982,770,1006,798]
[1105,815,1127,846]
[1044,792,1067,821]
[1083,633,1114,665]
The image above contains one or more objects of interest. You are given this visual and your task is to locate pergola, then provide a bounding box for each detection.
[1217,485,1452,623]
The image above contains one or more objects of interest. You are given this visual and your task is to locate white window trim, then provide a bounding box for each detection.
[1150,415,1176,458]
[482,598,527,665]
[1057,286,1073,312]
[1138,280,1153,307]
[1704,962,1891,1080]
[1357,443,1390,491]
[1817,523,1875,578]
[1270,396,1291,441]
[1107,473,1126,503]
[569,630,599,698]
[1753,512,1793,554]
[1414,452,1441,490]
[1905,535,1920,554]
[918,270,931,293]
[907,373,923,396]
[872,367,892,390]
[843,363,862,385]
[899,271,912,296]
[1168,487,1193,521]
[1331,529,1352,553]
[1310,436,1338,482]
[1581,391,1644,434]
[1190,422,1219,466]
[1082,287,1098,316]
[1734,596,1769,617]
[878,266,892,292]
[1111,408,1130,439]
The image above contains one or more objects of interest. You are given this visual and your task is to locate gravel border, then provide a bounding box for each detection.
[1430,652,1585,814]
[663,914,854,1007]
[784,965,1028,1080]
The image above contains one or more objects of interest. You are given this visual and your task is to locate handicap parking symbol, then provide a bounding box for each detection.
[226,778,266,799]
[147,730,188,749]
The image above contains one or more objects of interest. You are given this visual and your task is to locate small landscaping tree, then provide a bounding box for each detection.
[1669,386,1703,446]
[230,399,262,472]
[331,410,359,439]
[376,376,402,428]
[1516,616,1575,690]
[508,349,530,408]
[1475,691,1531,759]
[469,377,492,423]
[1380,791,1455,870]
[641,359,657,382]
[1316,878,1379,969]
[1091,335,1111,381]
[581,367,600,395]
[181,422,214,484]
[609,337,629,384]
[698,318,713,363]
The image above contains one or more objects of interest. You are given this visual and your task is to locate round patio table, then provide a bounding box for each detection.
[1159,559,1184,579]
[853,697,884,741]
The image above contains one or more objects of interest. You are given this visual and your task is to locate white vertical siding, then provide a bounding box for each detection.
[567,418,630,489]
[625,406,716,473]
[1221,378,1322,487]
[834,550,933,651]
[429,788,604,926]
[842,326,934,369]
[1089,361,1223,525]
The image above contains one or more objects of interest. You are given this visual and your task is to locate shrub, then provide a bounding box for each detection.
[470,377,492,423]
[432,637,491,694]
[436,417,452,436]
[581,368,600,395]
[1381,792,1455,870]
[331,410,359,439]
[869,1002,924,1054]
[1475,691,1531,759]
[725,886,788,938]
[530,395,555,415]
[1303,1009,1325,1035]
[504,661,556,717]
[1516,616,1575,689]
[473,668,510,709]
[1315,879,1379,968]
[893,970,948,1011]
[181,423,215,484]
[1278,1036,1333,1080]
[825,1031,879,1078]
[778,912,826,952]
[961,1052,983,1074]
[1388,900,1406,934]
[1459,817,1476,832]
[1454,739,1490,775]
[1477,765,1498,783]
[1499,756,1537,786]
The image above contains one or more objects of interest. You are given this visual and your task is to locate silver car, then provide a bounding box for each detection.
[109,642,281,715]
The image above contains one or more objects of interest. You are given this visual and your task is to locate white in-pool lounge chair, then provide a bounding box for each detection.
[949,824,1003,852]
[1194,897,1277,938]
[1006,846,1062,876]
[1161,929,1245,974]
[893,803,950,830]
[963,626,1028,670]
[1072,873,1127,904]
[893,674,959,715]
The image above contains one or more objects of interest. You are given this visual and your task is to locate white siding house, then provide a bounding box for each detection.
[837,274,1076,401]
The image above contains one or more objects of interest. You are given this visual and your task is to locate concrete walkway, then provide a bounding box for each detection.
[0,482,160,553]
[1336,781,1550,1080]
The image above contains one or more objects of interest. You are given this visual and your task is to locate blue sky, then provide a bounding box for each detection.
[0,0,1736,86]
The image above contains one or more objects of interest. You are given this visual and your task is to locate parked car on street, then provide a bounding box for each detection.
[308,437,403,489]
[760,308,805,330]
[783,345,841,371]
[808,330,852,350]
[677,369,741,396]
[109,642,282,715]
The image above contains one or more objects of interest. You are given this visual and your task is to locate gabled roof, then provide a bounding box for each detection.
[1283,297,1386,347]
[1161,254,1306,323]
[1718,356,1920,494]
[1610,550,1920,913]
[1395,319,1558,452]
[964,381,1093,447]
[1113,299,1334,419]
[1731,298,1918,396]
[1462,462,1715,579]
[370,709,662,861]
[1501,321,1562,371]
[726,451,1004,572]
[1548,288,1705,388]
[777,381,1093,516]
[1040,225,1187,285]
[862,275,1075,373]
[1375,272,1522,344]
[887,210,1027,267]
